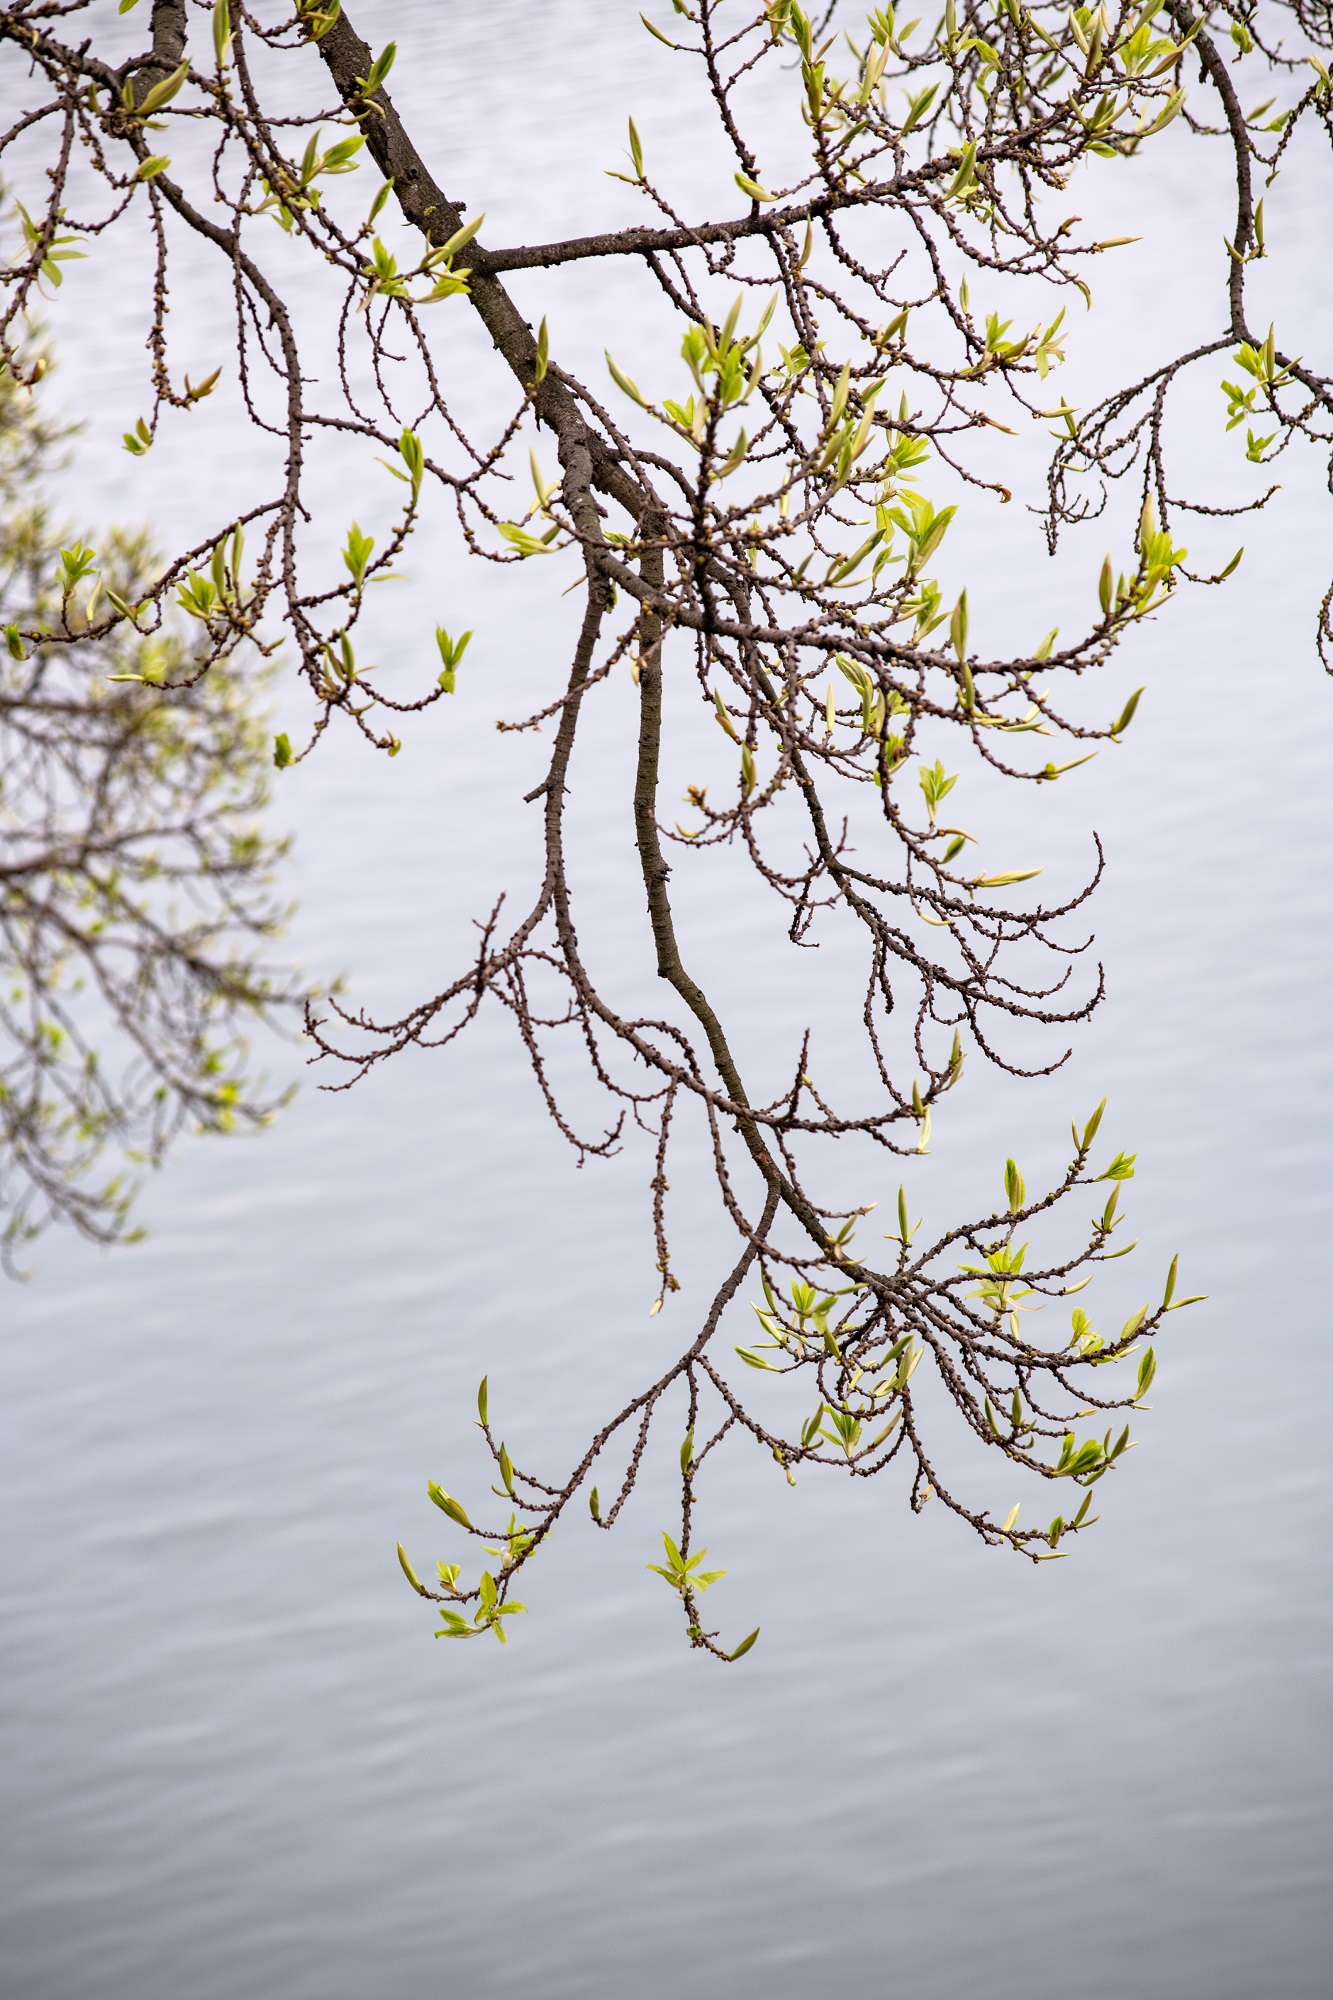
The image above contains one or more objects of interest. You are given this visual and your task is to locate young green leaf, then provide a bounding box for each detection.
[427,1483,473,1529]
[397,1542,427,1594]
[973,868,1042,889]
[606,352,647,405]
[1111,687,1143,737]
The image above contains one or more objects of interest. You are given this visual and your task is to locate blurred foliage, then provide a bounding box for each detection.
[0,344,295,1271]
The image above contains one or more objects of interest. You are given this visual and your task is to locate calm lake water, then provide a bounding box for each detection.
[2,5,1331,1995]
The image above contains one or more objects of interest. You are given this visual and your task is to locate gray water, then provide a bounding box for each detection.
[2,5,1332,1995]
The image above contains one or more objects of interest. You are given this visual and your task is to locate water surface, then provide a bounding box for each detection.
[2,5,1331,1994]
